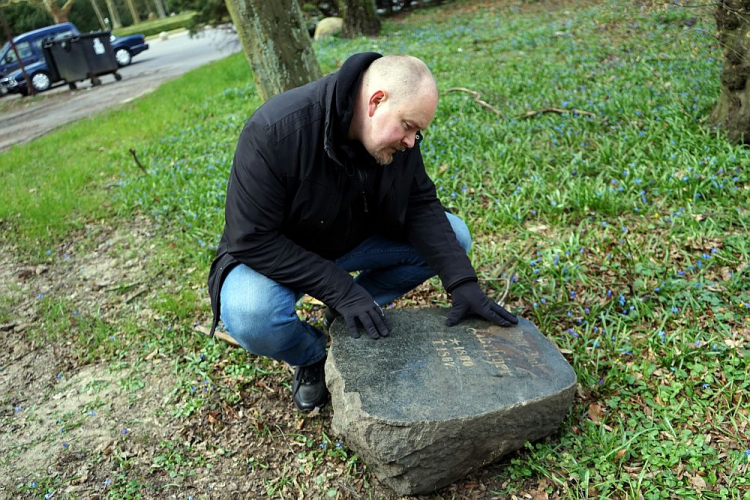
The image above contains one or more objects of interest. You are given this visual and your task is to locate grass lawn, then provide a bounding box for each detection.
[0,0,747,498]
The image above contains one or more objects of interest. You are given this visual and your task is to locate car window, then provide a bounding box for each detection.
[51,30,74,41]
[2,42,32,64]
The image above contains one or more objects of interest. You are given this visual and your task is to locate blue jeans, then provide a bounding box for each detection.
[220,212,471,367]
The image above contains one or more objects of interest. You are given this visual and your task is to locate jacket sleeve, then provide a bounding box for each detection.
[223,122,357,308]
[403,148,478,291]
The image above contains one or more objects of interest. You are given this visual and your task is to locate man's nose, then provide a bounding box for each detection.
[402,132,416,149]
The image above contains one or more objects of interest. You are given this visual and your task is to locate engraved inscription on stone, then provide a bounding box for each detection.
[433,338,474,368]
[430,325,552,378]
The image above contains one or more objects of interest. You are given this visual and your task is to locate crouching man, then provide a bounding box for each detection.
[208,53,517,412]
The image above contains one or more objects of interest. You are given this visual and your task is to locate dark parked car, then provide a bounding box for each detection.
[0,22,148,96]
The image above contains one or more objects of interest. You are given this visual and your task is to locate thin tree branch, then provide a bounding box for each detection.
[519,107,598,119]
[128,148,149,176]
[445,87,503,117]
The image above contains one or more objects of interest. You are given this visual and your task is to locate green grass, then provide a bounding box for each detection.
[112,11,197,38]
[0,52,258,258]
[2,0,749,498]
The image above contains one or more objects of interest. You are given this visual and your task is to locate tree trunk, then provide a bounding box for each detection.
[104,0,122,28]
[153,0,166,18]
[224,0,322,102]
[339,0,380,38]
[35,0,76,23]
[710,0,750,144]
[90,0,107,30]
[125,0,141,24]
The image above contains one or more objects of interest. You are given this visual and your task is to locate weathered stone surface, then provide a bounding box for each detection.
[326,308,576,496]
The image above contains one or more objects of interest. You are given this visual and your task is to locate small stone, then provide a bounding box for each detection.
[314,17,343,40]
[326,308,576,496]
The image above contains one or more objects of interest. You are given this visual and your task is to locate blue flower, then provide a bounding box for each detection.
[671,307,679,314]
[121,428,128,435]
[104,478,112,486]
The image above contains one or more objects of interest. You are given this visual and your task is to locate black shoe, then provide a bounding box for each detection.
[322,308,340,330]
[292,357,328,412]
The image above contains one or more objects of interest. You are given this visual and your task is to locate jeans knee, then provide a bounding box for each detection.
[446,212,472,254]
[221,294,298,355]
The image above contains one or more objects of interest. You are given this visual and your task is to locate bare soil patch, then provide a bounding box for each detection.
[0,218,542,499]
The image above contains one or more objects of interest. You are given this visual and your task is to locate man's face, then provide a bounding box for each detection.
[363,91,438,166]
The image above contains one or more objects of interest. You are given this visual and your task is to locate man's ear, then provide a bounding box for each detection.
[367,90,386,117]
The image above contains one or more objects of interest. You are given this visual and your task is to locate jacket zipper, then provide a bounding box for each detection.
[358,169,369,213]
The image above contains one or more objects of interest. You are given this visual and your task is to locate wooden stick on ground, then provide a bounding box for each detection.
[445,87,503,116]
[195,323,241,347]
[519,107,597,119]
[214,330,241,347]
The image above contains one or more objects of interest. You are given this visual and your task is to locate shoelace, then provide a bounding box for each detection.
[296,360,324,385]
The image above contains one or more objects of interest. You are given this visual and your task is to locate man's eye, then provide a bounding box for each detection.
[403,123,410,130]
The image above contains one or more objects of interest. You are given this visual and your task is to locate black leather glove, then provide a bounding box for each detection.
[333,283,391,339]
[446,281,518,327]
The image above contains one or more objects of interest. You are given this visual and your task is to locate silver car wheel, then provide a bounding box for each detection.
[115,48,132,67]
[31,72,51,92]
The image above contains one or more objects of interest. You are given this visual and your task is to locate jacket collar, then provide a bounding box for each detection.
[323,52,382,167]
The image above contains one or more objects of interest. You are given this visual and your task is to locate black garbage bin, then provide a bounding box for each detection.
[79,32,120,85]
[43,32,121,90]
[40,43,61,83]
[44,36,88,89]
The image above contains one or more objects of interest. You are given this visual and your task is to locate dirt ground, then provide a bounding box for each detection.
[0,217,549,499]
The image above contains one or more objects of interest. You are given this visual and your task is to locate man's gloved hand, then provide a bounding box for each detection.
[334,283,391,339]
[446,281,518,327]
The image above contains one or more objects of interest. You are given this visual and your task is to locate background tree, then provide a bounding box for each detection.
[152,0,165,18]
[88,0,105,29]
[338,0,379,38]
[1,0,101,31]
[710,0,750,144]
[103,0,121,28]
[124,0,138,23]
[223,0,321,102]
[1,0,76,23]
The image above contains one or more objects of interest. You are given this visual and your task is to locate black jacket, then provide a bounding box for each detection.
[207,52,477,335]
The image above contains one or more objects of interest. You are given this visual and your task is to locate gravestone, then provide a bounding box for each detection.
[326,308,576,496]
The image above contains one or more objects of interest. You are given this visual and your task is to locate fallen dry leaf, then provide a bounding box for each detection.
[588,402,604,422]
[689,474,706,491]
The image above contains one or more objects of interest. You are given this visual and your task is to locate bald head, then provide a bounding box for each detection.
[361,55,438,105]
[350,55,439,165]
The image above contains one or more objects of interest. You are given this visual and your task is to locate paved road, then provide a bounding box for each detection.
[0,28,240,151]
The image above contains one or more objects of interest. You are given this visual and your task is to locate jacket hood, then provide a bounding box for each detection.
[324,52,382,165]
